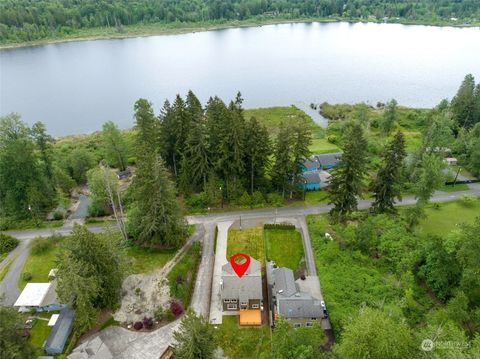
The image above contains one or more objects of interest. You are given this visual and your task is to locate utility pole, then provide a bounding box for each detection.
[101,161,128,241]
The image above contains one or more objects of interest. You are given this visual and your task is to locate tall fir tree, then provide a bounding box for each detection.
[380,99,398,136]
[271,122,294,199]
[329,123,368,222]
[451,74,476,129]
[244,116,270,194]
[128,100,186,248]
[172,310,216,359]
[134,99,159,153]
[185,121,210,191]
[372,132,407,213]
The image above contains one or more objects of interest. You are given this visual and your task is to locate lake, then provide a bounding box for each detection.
[0,22,479,136]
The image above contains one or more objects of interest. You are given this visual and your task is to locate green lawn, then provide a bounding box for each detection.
[416,199,480,237]
[214,316,271,359]
[29,318,52,355]
[265,229,304,270]
[19,241,60,289]
[124,246,175,274]
[309,138,340,154]
[167,242,201,308]
[227,228,265,264]
[438,183,470,192]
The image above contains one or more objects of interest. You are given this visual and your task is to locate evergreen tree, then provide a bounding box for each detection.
[0,306,35,359]
[329,123,368,222]
[474,83,480,126]
[134,98,159,154]
[380,99,397,136]
[31,121,54,181]
[56,226,126,333]
[185,90,204,124]
[271,122,293,198]
[244,117,270,194]
[451,74,476,129]
[129,100,187,248]
[372,132,406,213]
[185,121,210,191]
[172,310,216,359]
[0,114,51,219]
[290,121,312,199]
[102,121,128,171]
[412,152,444,204]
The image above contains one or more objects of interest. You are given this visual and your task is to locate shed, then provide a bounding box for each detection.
[44,307,75,355]
[445,157,458,166]
[14,283,62,312]
[303,172,321,191]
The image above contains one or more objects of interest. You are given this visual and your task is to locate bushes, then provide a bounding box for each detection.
[0,233,19,254]
[142,316,153,329]
[170,300,184,317]
[22,272,32,282]
[133,321,143,330]
[264,223,295,230]
[29,234,62,255]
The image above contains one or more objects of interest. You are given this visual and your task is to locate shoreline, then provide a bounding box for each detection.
[1,17,478,50]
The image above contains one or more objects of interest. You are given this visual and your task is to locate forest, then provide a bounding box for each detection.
[1,0,479,44]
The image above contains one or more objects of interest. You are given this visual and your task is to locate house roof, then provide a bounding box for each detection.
[221,257,262,300]
[301,157,319,171]
[273,268,297,297]
[278,296,324,318]
[45,307,75,352]
[14,283,57,307]
[315,152,342,167]
[302,171,320,184]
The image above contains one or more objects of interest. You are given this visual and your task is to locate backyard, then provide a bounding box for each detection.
[265,228,304,270]
[227,227,265,264]
[214,316,271,359]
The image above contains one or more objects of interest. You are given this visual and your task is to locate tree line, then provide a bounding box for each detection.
[1,0,479,43]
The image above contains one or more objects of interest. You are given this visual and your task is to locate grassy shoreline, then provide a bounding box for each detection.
[1,16,478,50]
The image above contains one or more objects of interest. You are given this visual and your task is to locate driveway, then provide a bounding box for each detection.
[209,221,233,325]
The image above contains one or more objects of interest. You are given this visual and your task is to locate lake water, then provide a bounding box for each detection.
[0,22,479,136]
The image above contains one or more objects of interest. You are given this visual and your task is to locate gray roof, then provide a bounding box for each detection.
[302,171,320,184]
[272,266,324,319]
[221,257,262,300]
[44,307,75,354]
[278,296,324,318]
[301,157,319,171]
[315,152,342,167]
[273,268,297,297]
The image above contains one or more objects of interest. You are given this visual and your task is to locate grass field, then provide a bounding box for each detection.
[214,316,271,359]
[227,227,265,264]
[244,106,339,155]
[124,246,175,274]
[29,318,52,355]
[416,198,480,237]
[265,229,304,270]
[19,240,61,289]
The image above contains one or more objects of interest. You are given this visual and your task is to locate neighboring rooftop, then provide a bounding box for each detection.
[14,283,57,307]
[315,152,342,168]
[44,307,75,355]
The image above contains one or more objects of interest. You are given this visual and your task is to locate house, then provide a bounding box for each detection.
[445,157,458,166]
[267,264,324,327]
[221,256,263,325]
[301,157,320,173]
[117,169,132,180]
[303,170,331,191]
[44,307,75,355]
[14,282,64,312]
[315,152,342,169]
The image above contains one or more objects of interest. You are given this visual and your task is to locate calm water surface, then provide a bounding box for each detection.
[0,22,479,135]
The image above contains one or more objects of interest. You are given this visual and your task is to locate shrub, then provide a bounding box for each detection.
[133,321,143,330]
[170,300,184,317]
[142,317,153,329]
[266,193,283,207]
[186,192,208,210]
[327,135,338,144]
[29,237,52,255]
[237,191,252,207]
[264,223,296,230]
[176,275,184,284]
[166,309,175,321]
[0,233,19,254]
[22,272,32,281]
[251,191,266,207]
[154,307,164,321]
[459,195,477,207]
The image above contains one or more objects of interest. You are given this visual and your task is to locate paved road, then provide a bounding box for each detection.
[297,216,317,277]
[0,196,94,305]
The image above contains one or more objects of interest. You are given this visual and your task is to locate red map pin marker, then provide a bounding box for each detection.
[230,253,251,278]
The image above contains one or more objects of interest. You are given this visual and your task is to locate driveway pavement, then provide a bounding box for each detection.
[209,221,233,325]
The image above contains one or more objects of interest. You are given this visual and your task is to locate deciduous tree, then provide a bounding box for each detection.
[0,306,35,359]
[102,121,128,171]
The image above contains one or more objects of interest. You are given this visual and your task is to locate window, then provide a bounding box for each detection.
[306,322,313,327]
[294,323,301,328]
[227,304,237,310]
[240,301,248,306]
[311,318,317,321]
[251,304,259,309]
[231,299,237,303]
[224,299,230,303]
